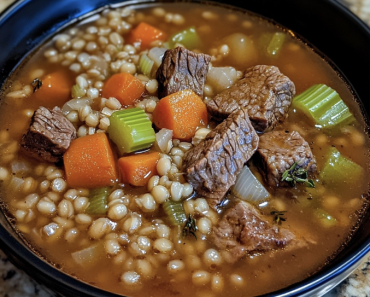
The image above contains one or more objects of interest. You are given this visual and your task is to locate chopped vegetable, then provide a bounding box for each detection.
[127,22,167,50]
[270,210,287,225]
[108,108,156,154]
[319,147,363,188]
[118,152,160,186]
[32,71,73,107]
[206,66,238,94]
[282,162,315,188]
[71,84,85,99]
[86,187,109,215]
[169,26,201,50]
[31,78,42,93]
[182,214,197,239]
[154,128,173,153]
[64,133,118,188]
[101,73,145,106]
[138,54,154,77]
[163,200,186,226]
[152,89,208,141]
[314,209,337,228]
[222,33,258,66]
[72,242,105,266]
[62,98,93,114]
[260,32,286,57]
[148,47,167,67]
[231,166,270,203]
[292,84,355,130]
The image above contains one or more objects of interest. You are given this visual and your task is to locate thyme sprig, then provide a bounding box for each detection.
[281,162,315,188]
[31,78,42,93]
[270,210,287,225]
[182,214,197,239]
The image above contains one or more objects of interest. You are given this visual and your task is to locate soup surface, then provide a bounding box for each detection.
[0,2,369,297]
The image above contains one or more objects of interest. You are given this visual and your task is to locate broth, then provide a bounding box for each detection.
[0,2,369,297]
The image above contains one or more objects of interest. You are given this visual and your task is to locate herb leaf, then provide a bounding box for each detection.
[182,214,197,239]
[270,210,287,225]
[281,162,315,188]
[31,78,42,93]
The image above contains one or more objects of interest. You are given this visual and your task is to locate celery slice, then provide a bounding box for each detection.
[169,26,201,50]
[86,187,109,215]
[314,209,337,228]
[71,84,85,99]
[138,54,154,77]
[266,32,286,56]
[163,200,186,226]
[292,84,355,130]
[108,108,156,154]
[319,147,363,188]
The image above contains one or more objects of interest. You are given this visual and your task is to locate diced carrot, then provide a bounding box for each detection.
[118,152,160,187]
[127,22,167,50]
[64,133,118,188]
[101,73,145,106]
[152,89,208,141]
[32,71,73,107]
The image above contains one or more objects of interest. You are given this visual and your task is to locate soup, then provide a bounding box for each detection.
[0,2,369,297]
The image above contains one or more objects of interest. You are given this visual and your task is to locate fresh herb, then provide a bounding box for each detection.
[31,78,42,93]
[270,210,287,225]
[281,162,315,188]
[182,214,197,239]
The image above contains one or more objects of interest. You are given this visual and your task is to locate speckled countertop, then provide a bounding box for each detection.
[1,0,370,296]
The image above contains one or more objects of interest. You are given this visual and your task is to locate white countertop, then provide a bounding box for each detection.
[1,0,370,296]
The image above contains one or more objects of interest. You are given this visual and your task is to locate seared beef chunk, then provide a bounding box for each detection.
[212,200,295,262]
[206,65,295,132]
[21,106,77,163]
[256,130,316,187]
[183,109,259,207]
[156,46,211,98]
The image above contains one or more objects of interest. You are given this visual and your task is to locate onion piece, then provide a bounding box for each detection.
[62,98,93,114]
[8,176,25,192]
[222,33,258,66]
[11,160,31,174]
[231,166,269,203]
[72,242,105,266]
[154,128,173,153]
[206,66,238,93]
[148,47,167,68]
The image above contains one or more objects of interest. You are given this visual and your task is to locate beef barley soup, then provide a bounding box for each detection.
[0,2,369,297]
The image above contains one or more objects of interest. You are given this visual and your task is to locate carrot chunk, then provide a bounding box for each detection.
[127,22,167,50]
[152,89,208,141]
[101,73,145,106]
[118,152,160,186]
[64,133,118,188]
[32,71,73,107]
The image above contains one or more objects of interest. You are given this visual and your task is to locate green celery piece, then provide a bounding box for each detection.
[71,84,85,99]
[86,187,109,215]
[319,147,363,188]
[314,208,337,228]
[163,200,186,226]
[293,84,355,130]
[169,26,201,50]
[266,32,286,56]
[138,54,154,77]
[108,108,155,154]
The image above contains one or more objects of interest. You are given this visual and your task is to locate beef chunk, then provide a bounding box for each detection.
[21,106,77,163]
[183,109,259,207]
[256,130,316,187]
[156,47,211,98]
[212,200,295,262]
[206,65,295,132]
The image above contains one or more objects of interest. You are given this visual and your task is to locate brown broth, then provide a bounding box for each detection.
[0,2,369,297]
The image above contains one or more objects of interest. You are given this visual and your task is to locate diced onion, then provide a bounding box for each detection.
[154,128,173,153]
[231,166,269,203]
[206,66,238,93]
[11,160,31,174]
[8,176,25,192]
[62,98,93,114]
[148,47,167,68]
[72,242,105,266]
[222,33,257,66]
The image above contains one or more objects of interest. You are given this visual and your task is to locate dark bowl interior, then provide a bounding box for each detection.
[1,0,370,296]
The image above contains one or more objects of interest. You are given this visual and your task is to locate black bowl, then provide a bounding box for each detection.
[1,0,370,296]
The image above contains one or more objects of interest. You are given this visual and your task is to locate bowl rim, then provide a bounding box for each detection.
[1,0,370,297]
